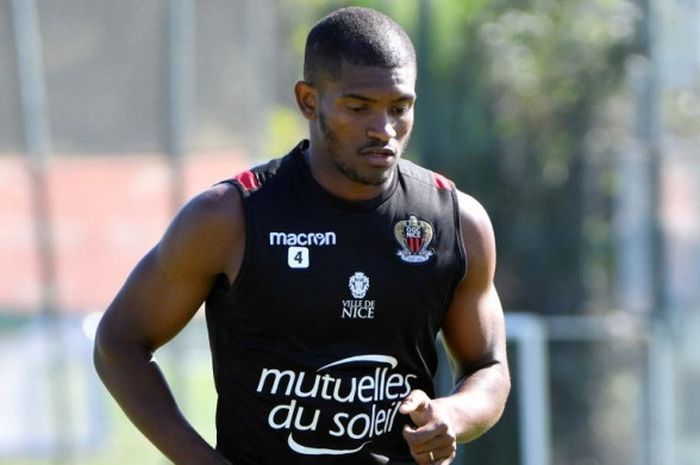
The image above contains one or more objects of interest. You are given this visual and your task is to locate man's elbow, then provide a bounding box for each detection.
[492,364,511,423]
[93,318,117,381]
[92,316,149,382]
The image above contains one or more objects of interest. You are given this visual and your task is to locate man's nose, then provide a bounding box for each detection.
[366,111,397,142]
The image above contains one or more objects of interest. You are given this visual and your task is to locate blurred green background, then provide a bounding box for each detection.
[1,0,699,464]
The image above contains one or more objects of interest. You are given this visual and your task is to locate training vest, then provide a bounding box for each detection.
[205,140,466,464]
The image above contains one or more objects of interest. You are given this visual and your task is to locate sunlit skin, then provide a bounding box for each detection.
[295,60,416,201]
[94,45,508,465]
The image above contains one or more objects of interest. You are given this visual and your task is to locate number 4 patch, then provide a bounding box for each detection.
[288,247,309,269]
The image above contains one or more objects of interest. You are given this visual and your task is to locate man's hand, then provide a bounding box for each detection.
[399,390,457,465]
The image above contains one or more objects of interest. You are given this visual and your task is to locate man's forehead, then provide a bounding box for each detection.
[326,61,416,96]
[339,60,415,81]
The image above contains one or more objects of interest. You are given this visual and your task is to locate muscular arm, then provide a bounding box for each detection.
[401,191,510,464]
[438,191,510,439]
[93,183,244,465]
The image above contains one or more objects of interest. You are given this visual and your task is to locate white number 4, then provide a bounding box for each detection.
[288,247,309,269]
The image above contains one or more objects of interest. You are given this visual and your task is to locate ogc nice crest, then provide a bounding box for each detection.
[394,214,434,263]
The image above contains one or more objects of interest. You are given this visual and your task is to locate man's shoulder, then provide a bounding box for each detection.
[455,191,491,229]
[154,182,244,277]
[223,143,303,198]
[225,157,285,197]
[454,190,495,267]
[398,158,456,192]
[170,183,243,249]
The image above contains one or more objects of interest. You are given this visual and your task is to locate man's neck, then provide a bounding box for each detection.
[302,142,395,202]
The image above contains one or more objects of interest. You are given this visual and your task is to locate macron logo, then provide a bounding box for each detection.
[269,232,337,247]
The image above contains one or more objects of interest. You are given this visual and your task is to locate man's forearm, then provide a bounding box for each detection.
[438,362,511,443]
[93,340,229,465]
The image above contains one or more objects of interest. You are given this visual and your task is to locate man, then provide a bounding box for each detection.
[94,7,509,465]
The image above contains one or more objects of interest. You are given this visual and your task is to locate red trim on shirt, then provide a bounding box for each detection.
[234,170,260,192]
[432,172,453,191]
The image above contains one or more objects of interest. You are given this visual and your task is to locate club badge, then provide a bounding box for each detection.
[348,272,370,299]
[394,214,434,263]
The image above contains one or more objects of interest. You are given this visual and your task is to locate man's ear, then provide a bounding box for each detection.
[294,81,318,120]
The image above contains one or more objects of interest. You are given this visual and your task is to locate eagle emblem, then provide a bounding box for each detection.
[394,214,434,263]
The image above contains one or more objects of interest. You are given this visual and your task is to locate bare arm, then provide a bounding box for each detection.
[93,183,244,465]
[401,191,511,464]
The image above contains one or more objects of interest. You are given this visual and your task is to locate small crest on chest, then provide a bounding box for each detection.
[394,214,435,263]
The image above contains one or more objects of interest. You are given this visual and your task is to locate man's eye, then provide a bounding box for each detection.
[347,105,366,112]
[391,106,409,115]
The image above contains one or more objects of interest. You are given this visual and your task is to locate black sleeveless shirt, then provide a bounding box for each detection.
[205,141,466,464]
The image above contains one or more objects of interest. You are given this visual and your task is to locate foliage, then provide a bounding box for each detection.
[410,0,640,315]
[406,2,642,463]
[264,105,307,157]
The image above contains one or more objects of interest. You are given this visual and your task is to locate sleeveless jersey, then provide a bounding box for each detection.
[205,140,466,464]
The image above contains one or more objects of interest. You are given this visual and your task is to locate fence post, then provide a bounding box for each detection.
[507,313,551,465]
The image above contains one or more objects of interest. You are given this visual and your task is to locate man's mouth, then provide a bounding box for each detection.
[360,147,396,157]
[360,148,396,167]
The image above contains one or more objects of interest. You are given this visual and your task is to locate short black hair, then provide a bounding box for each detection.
[303,7,416,85]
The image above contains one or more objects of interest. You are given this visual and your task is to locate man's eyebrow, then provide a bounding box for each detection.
[339,93,416,102]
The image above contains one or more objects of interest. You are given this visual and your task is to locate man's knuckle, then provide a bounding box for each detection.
[436,422,449,434]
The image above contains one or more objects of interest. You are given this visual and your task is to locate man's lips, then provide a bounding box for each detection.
[360,148,396,167]
[360,147,396,157]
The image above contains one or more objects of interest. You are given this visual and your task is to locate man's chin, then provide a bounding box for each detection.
[358,169,396,187]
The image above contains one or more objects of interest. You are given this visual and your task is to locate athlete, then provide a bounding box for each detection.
[94,7,510,465]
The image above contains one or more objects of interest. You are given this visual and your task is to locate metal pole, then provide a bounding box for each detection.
[11,0,56,317]
[641,0,673,463]
[648,323,676,465]
[507,313,551,465]
[10,0,69,462]
[615,0,669,461]
[166,0,195,211]
[243,0,274,161]
[164,0,196,435]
